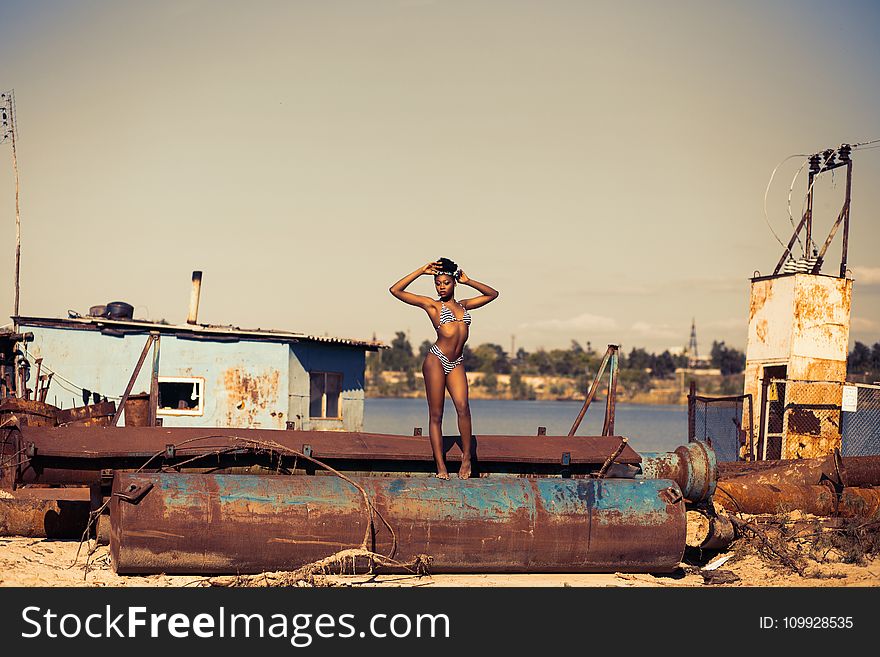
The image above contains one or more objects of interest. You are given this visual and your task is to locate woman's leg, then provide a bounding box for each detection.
[445,364,473,479]
[422,353,449,478]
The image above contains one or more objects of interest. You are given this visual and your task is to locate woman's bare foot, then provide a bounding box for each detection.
[435,472,450,480]
[458,460,472,479]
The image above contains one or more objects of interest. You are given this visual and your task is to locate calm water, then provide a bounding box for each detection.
[364,398,688,454]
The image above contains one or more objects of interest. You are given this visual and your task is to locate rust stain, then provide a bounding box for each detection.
[223,368,281,428]
[755,319,768,344]
[749,281,772,322]
[793,282,832,333]
[797,358,846,381]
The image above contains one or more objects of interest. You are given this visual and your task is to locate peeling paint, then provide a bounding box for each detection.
[223,367,282,428]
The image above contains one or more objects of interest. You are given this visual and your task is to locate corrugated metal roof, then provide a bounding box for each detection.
[13,315,387,350]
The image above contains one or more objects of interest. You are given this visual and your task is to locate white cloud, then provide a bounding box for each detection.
[852,266,880,286]
[629,321,681,340]
[851,317,879,331]
[582,284,654,297]
[519,313,617,331]
[681,277,746,293]
[704,317,747,330]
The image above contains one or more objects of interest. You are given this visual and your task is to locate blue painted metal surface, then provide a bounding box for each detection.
[111,473,687,574]
[20,323,367,431]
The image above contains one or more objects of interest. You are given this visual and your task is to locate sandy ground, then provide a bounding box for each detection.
[1,536,878,587]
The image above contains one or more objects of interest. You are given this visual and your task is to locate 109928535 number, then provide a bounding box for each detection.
[783,617,853,629]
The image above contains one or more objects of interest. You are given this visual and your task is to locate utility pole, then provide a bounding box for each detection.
[1,90,20,327]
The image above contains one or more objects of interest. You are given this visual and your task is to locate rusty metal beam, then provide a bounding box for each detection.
[110,472,687,575]
[56,401,117,427]
[10,426,645,486]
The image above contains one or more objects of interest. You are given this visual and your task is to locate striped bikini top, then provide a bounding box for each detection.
[435,300,471,329]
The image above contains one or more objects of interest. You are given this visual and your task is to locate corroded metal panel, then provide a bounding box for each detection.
[746,276,794,362]
[110,473,686,574]
[790,275,852,362]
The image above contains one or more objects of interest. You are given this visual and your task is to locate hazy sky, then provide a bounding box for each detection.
[1,0,878,355]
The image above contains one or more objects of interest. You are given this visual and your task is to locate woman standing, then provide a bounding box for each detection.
[389,258,499,479]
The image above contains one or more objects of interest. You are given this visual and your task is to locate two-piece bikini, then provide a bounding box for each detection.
[430,300,471,374]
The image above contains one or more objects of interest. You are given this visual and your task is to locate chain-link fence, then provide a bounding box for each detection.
[689,394,753,462]
[760,379,880,458]
[840,383,880,456]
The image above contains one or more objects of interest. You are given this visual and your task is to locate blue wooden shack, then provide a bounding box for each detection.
[15,314,383,431]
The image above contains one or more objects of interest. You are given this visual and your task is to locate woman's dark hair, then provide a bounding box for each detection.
[436,257,460,280]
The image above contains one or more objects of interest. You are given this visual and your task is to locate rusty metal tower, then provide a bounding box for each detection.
[744,144,856,460]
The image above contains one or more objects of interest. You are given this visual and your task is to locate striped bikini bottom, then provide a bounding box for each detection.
[429,344,464,374]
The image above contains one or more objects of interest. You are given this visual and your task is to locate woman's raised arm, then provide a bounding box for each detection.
[458,270,499,310]
[389,261,441,308]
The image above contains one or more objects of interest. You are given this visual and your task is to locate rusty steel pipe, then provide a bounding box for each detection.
[639,441,717,503]
[715,481,837,516]
[838,455,880,488]
[0,497,90,538]
[110,473,687,575]
[719,452,843,487]
[187,270,202,325]
[715,480,880,519]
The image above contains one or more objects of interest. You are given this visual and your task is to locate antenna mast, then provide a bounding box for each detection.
[1,90,20,326]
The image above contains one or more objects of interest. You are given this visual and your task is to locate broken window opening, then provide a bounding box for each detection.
[158,377,204,416]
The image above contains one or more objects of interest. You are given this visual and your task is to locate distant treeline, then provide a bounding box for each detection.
[368,334,746,386]
[848,341,880,379]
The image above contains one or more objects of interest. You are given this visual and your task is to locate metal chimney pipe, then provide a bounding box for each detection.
[187,271,202,325]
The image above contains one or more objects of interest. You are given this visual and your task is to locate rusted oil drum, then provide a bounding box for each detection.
[110,473,687,575]
[122,394,150,427]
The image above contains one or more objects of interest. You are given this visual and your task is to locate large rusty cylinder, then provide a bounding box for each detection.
[10,426,643,486]
[639,442,717,503]
[714,481,880,519]
[0,498,90,538]
[110,473,687,575]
